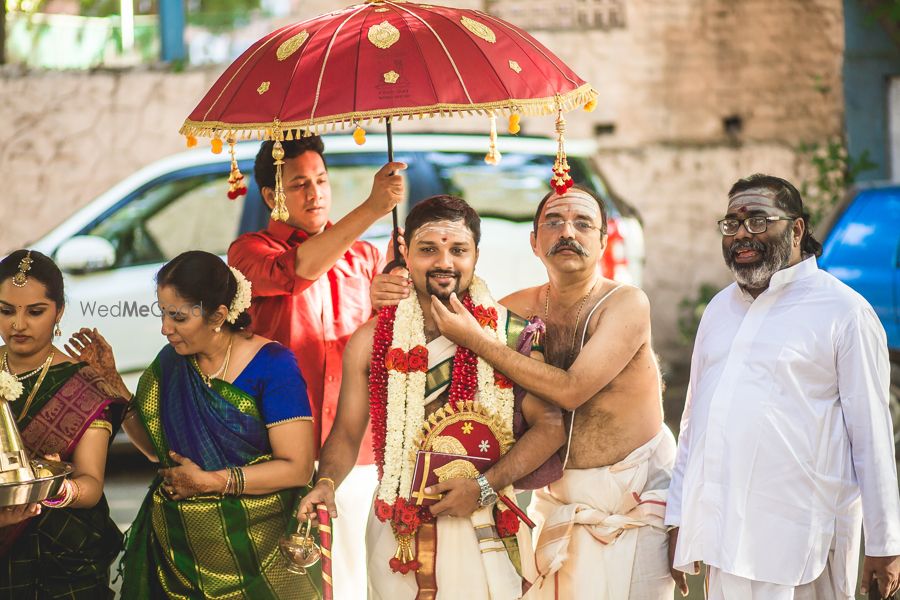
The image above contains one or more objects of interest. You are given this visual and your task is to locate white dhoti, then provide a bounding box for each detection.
[706,549,852,600]
[332,464,379,600]
[526,427,676,600]
[366,503,529,600]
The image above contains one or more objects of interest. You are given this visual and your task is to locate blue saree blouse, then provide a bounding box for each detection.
[232,342,313,427]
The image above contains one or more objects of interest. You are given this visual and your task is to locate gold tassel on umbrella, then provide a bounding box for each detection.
[271,137,290,222]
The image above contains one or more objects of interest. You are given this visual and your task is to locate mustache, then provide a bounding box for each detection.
[547,239,590,257]
[426,269,460,279]
[728,239,767,257]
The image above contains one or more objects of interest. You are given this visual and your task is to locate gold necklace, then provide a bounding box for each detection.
[192,337,234,387]
[544,280,599,360]
[2,349,54,382]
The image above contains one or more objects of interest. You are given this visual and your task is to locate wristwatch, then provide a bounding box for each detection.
[475,474,498,507]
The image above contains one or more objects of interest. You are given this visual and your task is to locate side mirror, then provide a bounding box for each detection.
[55,236,116,274]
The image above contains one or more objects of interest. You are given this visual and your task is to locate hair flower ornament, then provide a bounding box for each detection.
[227,267,252,324]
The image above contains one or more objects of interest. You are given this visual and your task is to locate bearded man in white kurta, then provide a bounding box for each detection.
[666,174,900,599]
[299,195,565,600]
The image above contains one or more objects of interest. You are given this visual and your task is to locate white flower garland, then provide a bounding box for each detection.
[0,371,23,402]
[469,277,515,438]
[376,275,515,504]
[226,266,252,324]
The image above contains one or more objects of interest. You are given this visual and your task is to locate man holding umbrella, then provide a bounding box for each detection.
[228,135,406,599]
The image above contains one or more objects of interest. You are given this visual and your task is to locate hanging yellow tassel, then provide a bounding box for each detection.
[211,137,224,154]
[226,137,248,200]
[584,98,597,112]
[508,113,521,135]
[353,124,367,145]
[484,114,502,165]
[185,135,198,148]
[271,135,289,222]
[550,112,573,194]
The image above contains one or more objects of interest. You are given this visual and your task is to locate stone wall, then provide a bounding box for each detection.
[0,0,845,364]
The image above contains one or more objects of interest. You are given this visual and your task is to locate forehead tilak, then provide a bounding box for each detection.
[542,191,600,218]
[727,188,788,216]
[411,220,475,244]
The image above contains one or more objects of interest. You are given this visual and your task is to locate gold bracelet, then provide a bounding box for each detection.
[223,471,230,495]
[317,476,336,490]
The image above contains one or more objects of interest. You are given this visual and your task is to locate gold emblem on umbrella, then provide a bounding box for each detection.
[383,70,400,84]
[276,30,309,61]
[461,16,495,43]
[369,21,401,49]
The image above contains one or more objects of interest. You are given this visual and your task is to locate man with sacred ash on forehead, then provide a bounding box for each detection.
[667,174,900,599]
[298,195,566,599]
[427,184,678,599]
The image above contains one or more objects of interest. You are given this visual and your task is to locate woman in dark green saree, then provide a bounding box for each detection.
[73,250,321,600]
[0,250,126,599]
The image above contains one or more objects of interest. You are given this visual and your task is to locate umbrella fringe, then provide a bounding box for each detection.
[179,82,598,140]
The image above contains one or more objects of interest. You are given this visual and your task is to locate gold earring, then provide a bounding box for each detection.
[214,326,221,333]
[54,323,62,337]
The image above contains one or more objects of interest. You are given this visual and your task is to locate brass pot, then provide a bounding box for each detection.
[278,516,321,574]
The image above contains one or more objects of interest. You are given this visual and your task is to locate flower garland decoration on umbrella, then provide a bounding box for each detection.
[368,276,520,573]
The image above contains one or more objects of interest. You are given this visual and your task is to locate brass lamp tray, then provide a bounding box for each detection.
[0,459,72,507]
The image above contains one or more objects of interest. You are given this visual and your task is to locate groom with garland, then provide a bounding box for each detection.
[299,195,565,599]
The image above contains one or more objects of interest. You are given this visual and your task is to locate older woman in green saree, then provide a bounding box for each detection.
[72,250,320,600]
[0,249,126,598]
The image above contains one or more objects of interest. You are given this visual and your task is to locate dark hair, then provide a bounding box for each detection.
[404,195,481,249]
[156,251,251,331]
[0,250,65,307]
[532,185,608,234]
[254,135,327,193]
[728,173,823,258]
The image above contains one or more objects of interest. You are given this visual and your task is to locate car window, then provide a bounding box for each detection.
[427,151,592,221]
[88,169,244,267]
[328,164,409,229]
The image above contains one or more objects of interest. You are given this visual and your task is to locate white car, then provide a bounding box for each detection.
[30,134,644,389]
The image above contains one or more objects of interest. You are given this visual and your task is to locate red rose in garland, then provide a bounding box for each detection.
[495,506,520,537]
[493,371,514,389]
[385,347,408,373]
[407,345,428,373]
[473,305,498,329]
[374,498,394,522]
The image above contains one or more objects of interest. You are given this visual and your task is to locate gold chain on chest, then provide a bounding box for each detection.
[543,280,599,361]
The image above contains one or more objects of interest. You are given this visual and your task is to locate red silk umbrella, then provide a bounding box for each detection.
[181,0,598,228]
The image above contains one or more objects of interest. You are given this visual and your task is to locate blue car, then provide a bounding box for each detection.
[818,183,900,455]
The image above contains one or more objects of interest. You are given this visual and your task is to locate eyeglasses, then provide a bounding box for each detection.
[717,215,797,236]
[538,219,603,234]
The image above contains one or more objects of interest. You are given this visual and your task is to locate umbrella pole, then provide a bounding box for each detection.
[383,119,405,274]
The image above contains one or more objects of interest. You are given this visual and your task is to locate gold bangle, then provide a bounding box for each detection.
[317,476,336,490]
